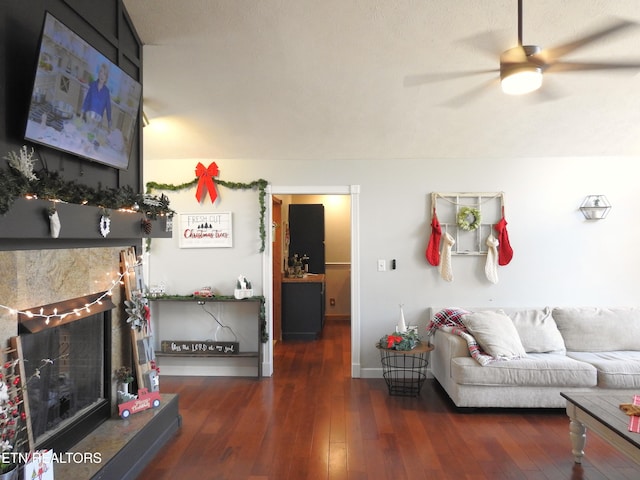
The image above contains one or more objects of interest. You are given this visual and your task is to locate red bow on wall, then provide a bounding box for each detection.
[195,162,219,203]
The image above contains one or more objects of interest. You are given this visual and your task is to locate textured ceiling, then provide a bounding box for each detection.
[123,0,640,161]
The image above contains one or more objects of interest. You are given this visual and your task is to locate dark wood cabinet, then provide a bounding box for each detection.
[289,204,325,274]
[282,276,325,340]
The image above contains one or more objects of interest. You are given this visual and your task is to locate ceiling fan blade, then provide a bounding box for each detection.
[440,77,499,108]
[457,30,510,62]
[403,69,498,87]
[545,60,640,73]
[540,18,638,63]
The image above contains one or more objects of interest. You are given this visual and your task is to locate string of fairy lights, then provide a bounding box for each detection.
[0,260,142,325]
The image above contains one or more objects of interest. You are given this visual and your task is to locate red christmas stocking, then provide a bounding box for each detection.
[426,209,442,266]
[494,211,513,266]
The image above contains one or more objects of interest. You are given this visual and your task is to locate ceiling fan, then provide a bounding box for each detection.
[499,0,640,95]
[405,1,640,100]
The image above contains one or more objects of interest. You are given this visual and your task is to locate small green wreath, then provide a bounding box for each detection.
[457,206,481,231]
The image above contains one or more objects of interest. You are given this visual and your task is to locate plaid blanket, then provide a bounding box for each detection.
[629,395,640,433]
[426,308,497,366]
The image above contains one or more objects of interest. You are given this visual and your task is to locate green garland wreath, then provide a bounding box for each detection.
[457,206,481,231]
[146,177,269,252]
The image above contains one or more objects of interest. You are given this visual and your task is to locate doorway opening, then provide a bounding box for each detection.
[264,185,361,378]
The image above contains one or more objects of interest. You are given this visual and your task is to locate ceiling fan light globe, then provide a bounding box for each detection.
[501,66,543,95]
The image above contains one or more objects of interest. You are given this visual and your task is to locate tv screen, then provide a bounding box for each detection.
[24,13,142,170]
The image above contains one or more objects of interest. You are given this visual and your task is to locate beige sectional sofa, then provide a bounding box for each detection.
[428,307,640,408]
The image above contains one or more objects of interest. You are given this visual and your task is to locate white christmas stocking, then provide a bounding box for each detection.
[439,232,455,282]
[49,210,61,238]
[485,234,499,284]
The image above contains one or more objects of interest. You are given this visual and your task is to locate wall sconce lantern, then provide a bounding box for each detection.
[580,195,611,220]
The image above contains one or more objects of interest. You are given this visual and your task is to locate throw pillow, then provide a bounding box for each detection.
[507,308,566,353]
[461,310,526,359]
[552,307,640,352]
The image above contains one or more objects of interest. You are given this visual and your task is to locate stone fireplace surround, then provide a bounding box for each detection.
[0,246,130,406]
[0,246,180,478]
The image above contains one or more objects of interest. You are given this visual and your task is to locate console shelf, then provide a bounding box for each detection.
[150,296,264,377]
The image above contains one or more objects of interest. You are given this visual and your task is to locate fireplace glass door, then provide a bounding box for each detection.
[20,312,106,446]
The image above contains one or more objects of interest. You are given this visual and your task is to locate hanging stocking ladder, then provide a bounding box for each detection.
[431,192,505,255]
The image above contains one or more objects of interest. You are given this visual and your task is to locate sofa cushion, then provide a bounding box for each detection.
[552,307,640,352]
[450,353,597,387]
[506,307,566,353]
[462,310,526,359]
[567,351,640,389]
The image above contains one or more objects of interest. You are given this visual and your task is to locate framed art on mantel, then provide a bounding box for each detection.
[178,212,233,248]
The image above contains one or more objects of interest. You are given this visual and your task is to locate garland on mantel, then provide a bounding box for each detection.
[0,148,174,219]
[146,177,269,252]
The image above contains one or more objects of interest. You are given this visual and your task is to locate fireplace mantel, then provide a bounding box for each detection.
[0,198,171,242]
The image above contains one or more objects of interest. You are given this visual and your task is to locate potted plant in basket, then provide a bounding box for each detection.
[377,329,420,351]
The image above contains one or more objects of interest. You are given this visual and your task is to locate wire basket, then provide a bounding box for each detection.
[378,346,429,397]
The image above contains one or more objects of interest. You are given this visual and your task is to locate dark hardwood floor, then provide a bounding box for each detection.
[137,320,639,479]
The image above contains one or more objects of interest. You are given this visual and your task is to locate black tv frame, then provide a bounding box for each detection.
[24,12,142,170]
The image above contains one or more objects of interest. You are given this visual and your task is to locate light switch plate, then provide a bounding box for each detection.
[377,259,386,271]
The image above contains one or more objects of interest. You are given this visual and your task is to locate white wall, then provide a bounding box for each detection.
[145,155,640,375]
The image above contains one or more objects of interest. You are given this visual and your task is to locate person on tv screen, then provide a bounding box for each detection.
[81,63,112,131]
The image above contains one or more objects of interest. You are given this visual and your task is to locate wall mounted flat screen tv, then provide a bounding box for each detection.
[24,13,142,170]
